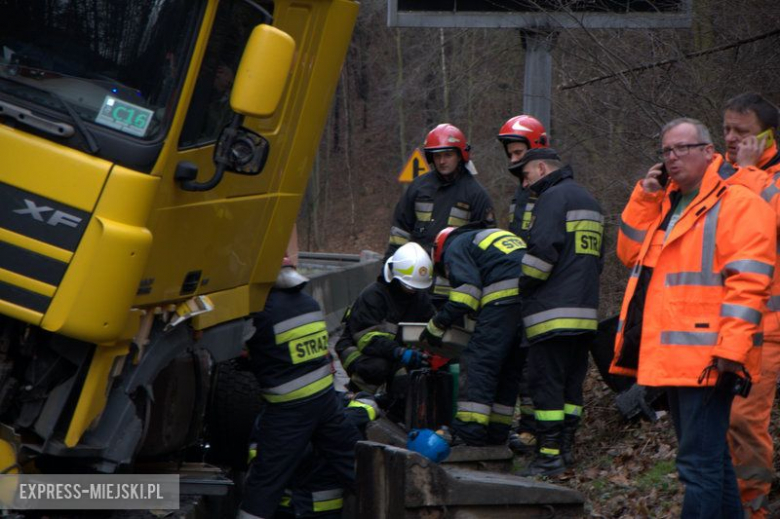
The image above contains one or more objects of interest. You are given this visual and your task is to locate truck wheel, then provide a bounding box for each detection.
[206,358,263,470]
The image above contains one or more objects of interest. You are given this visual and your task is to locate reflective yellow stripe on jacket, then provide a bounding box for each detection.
[261,365,333,404]
[348,397,380,421]
[481,279,519,306]
[312,489,344,512]
[456,401,490,425]
[523,307,598,339]
[354,322,398,352]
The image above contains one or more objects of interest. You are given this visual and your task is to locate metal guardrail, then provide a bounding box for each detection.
[301,251,383,332]
[299,251,381,271]
[299,251,370,262]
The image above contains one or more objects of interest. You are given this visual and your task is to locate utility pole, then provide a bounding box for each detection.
[521,30,556,132]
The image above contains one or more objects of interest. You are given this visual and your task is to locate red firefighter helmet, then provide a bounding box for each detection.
[432,226,458,269]
[424,124,471,163]
[497,115,548,155]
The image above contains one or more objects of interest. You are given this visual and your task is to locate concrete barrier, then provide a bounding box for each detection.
[355,441,585,518]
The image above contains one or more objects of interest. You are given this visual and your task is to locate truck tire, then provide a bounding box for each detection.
[206,358,263,470]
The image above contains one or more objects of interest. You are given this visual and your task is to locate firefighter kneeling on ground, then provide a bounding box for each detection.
[335,242,436,417]
[238,258,361,519]
[248,392,380,518]
[419,223,525,446]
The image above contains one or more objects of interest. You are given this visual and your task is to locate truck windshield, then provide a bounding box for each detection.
[0,0,199,141]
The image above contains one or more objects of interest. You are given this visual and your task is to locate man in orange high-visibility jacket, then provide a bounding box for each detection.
[719,93,780,519]
[611,118,775,518]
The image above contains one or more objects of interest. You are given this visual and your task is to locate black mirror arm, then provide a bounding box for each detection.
[178,163,226,192]
[177,115,243,192]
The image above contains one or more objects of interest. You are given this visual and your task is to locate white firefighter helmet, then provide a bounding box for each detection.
[275,256,309,289]
[383,242,433,290]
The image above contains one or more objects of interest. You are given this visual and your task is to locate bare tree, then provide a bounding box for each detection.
[298,0,777,316]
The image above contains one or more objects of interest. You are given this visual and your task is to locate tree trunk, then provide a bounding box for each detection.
[340,69,356,234]
[440,28,449,122]
[396,28,406,161]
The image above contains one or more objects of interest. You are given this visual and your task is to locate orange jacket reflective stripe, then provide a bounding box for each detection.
[726,144,780,340]
[611,154,776,386]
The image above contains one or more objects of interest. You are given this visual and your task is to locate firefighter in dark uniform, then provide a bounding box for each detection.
[250,393,380,519]
[386,123,495,304]
[335,242,436,399]
[238,259,361,519]
[512,148,604,477]
[419,224,526,446]
[499,115,550,241]
[497,114,550,454]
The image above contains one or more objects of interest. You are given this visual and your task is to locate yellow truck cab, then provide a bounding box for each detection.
[0,0,358,473]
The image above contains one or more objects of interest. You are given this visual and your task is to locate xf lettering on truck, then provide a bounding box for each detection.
[289,330,329,364]
[14,199,83,228]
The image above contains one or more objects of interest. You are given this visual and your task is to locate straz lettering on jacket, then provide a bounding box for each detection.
[291,330,328,364]
[567,210,603,257]
[476,230,525,255]
[275,311,329,365]
[577,232,601,255]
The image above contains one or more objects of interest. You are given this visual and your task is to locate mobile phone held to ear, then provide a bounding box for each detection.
[757,129,776,150]
[657,164,669,187]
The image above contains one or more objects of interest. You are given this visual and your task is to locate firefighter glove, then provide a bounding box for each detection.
[394,347,429,369]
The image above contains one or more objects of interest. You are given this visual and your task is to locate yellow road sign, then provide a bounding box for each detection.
[398,148,430,183]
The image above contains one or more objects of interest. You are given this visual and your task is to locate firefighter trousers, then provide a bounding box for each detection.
[274,457,345,518]
[238,388,361,519]
[516,346,536,435]
[255,442,345,519]
[526,335,589,453]
[452,300,523,446]
[728,338,780,519]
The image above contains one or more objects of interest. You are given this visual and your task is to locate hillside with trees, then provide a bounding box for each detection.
[298,0,779,316]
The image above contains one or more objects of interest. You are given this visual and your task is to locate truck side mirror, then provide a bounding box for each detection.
[230,24,295,117]
[214,124,270,176]
[178,121,270,191]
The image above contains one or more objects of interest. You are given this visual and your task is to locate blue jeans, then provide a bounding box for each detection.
[667,386,742,519]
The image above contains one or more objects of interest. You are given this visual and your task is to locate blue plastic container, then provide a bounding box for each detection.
[407,428,451,463]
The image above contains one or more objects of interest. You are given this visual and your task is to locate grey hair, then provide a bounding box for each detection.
[660,118,712,144]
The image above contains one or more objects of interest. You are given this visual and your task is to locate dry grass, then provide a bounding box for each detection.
[531,365,780,517]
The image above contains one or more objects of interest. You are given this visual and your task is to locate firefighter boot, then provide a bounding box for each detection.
[518,430,565,477]
[561,415,579,466]
[509,395,537,455]
[487,422,512,446]
[508,431,536,455]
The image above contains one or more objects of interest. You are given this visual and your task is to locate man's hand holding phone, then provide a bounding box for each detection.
[642,163,668,193]
[758,128,775,150]
[736,129,775,167]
